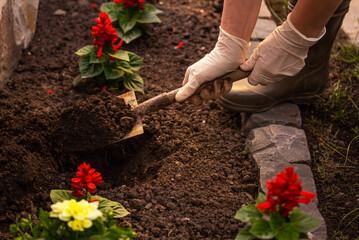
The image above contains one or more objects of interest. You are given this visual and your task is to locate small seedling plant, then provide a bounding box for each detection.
[9,162,135,240]
[235,166,320,240]
[74,12,144,93]
[101,0,162,44]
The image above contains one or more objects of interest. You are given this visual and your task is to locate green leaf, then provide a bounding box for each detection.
[109,50,129,61]
[104,65,124,80]
[144,4,163,14]
[100,2,116,12]
[89,51,108,64]
[235,226,256,240]
[128,52,143,71]
[50,190,74,203]
[39,209,51,229]
[75,45,96,56]
[79,56,104,78]
[249,219,277,239]
[234,204,262,223]
[117,61,134,74]
[118,10,140,34]
[276,223,300,240]
[116,28,142,44]
[256,192,267,205]
[93,195,130,218]
[137,10,161,24]
[269,212,285,232]
[123,73,144,93]
[290,210,320,233]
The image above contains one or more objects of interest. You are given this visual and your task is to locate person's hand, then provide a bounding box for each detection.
[241,13,326,86]
[175,27,249,102]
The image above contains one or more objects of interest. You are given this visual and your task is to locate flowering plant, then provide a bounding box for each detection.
[235,166,320,240]
[100,0,162,43]
[74,12,144,93]
[9,162,135,239]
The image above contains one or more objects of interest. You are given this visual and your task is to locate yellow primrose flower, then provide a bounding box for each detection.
[50,199,102,231]
[68,219,92,232]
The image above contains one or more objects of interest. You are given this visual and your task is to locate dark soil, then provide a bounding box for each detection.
[0,0,358,239]
[0,0,258,239]
[54,91,136,152]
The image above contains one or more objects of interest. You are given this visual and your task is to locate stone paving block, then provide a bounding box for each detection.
[241,103,302,135]
[301,202,328,240]
[259,0,272,19]
[251,18,277,40]
[258,162,318,205]
[246,124,311,167]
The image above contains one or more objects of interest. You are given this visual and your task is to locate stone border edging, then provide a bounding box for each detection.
[242,103,327,240]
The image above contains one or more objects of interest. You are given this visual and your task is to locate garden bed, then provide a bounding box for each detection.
[0,0,358,239]
[0,0,257,239]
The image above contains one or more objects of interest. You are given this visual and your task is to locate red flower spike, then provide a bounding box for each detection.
[114,0,145,9]
[92,12,119,58]
[176,42,184,49]
[47,90,53,94]
[91,3,97,8]
[256,166,316,218]
[71,162,103,198]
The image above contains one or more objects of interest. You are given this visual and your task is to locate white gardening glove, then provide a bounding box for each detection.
[175,27,249,102]
[241,13,326,86]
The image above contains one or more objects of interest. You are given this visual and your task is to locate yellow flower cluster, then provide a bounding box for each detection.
[50,199,103,231]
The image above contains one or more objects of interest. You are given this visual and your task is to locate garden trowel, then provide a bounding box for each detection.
[117,68,250,143]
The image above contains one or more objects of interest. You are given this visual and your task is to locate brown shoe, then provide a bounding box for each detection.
[218,0,351,113]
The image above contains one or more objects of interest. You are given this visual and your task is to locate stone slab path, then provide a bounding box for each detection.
[241,1,334,239]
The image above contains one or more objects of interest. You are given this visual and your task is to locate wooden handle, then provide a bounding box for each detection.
[133,68,250,115]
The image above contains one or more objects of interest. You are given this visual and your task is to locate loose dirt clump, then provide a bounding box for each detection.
[54,91,136,152]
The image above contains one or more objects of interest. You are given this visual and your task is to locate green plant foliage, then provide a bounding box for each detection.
[101,2,162,44]
[74,45,144,92]
[50,190,130,219]
[9,210,135,240]
[235,204,320,240]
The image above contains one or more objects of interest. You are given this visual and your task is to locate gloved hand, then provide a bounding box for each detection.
[175,27,249,102]
[241,13,326,86]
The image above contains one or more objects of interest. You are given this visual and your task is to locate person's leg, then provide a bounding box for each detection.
[218,0,351,113]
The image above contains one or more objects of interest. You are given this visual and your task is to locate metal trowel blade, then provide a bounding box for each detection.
[118,91,144,141]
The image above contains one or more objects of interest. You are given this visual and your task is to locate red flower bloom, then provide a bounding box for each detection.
[92,12,119,57]
[114,0,145,9]
[47,90,53,94]
[256,166,316,218]
[101,85,108,91]
[71,162,103,198]
[91,3,97,8]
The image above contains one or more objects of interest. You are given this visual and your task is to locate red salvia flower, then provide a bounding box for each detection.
[71,162,103,198]
[92,12,119,58]
[256,166,316,218]
[114,0,145,9]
